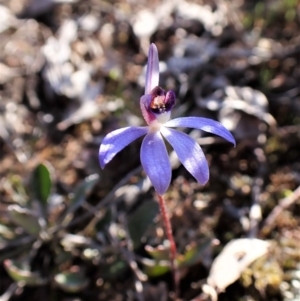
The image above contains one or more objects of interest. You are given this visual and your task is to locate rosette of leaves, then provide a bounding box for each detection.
[0,162,98,296]
[0,162,222,300]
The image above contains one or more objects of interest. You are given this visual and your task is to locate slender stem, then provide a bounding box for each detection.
[157,193,179,299]
[261,185,300,236]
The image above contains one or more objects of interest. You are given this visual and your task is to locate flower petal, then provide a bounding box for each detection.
[164,117,236,146]
[141,132,171,195]
[99,126,148,168]
[145,43,159,94]
[160,127,209,185]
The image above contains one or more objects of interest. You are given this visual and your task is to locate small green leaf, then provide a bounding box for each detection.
[100,260,128,280]
[68,174,99,213]
[145,244,170,261]
[143,259,170,277]
[60,174,99,226]
[179,240,211,268]
[127,200,159,249]
[54,266,88,293]
[8,205,42,237]
[31,163,53,206]
[143,240,212,278]
[4,259,48,286]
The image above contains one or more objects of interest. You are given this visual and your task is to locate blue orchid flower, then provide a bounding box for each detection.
[99,44,235,195]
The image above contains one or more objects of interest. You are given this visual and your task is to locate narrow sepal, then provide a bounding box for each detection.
[145,43,159,95]
[99,126,148,168]
[161,127,209,185]
[164,117,236,145]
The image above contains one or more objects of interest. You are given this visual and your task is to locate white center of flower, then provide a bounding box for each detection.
[149,120,162,133]
[154,111,171,124]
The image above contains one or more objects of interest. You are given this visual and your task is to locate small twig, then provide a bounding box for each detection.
[0,282,18,301]
[157,194,179,299]
[260,186,300,236]
[248,128,268,238]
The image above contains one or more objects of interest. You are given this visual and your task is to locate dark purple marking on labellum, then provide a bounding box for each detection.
[149,86,176,114]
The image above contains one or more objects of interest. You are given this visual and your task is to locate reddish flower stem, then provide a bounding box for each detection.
[157,193,179,299]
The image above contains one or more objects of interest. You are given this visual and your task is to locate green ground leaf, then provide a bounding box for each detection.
[178,240,211,268]
[31,163,52,206]
[8,205,42,237]
[143,259,170,277]
[68,174,99,213]
[127,200,159,249]
[54,267,89,293]
[4,259,48,286]
[145,244,170,261]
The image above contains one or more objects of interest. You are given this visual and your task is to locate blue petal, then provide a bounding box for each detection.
[160,127,209,185]
[99,126,148,168]
[164,117,236,146]
[141,132,171,195]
